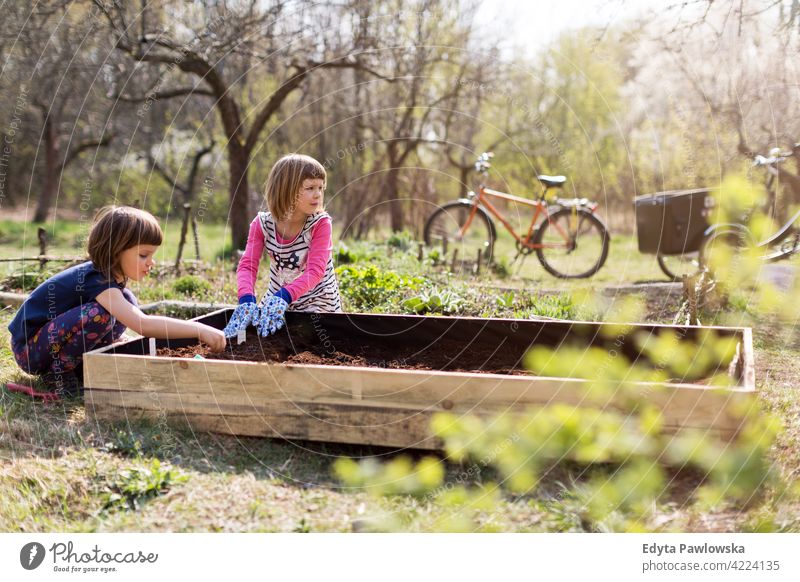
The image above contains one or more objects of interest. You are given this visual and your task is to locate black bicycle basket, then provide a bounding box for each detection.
[634,188,716,255]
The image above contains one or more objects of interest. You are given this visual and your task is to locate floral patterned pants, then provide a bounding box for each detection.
[12,302,127,376]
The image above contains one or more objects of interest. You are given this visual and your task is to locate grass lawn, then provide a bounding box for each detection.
[1,223,799,532]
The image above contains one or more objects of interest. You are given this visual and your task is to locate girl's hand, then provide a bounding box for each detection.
[199,325,226,352]
[256,295,289,337]
[222,300,258,337]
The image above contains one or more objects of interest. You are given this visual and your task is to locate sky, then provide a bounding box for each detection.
[474,0,665,56]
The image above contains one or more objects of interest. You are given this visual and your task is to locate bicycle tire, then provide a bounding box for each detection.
[533,207,610,278]
[657,251,702,281]
[698,227,749,279]
[423,201,496,268]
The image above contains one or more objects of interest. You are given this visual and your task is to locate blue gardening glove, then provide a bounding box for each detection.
[223,295,259,338]
[256,289,291,337]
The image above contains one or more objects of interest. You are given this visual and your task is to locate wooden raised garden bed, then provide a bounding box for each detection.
[84,310,755,449]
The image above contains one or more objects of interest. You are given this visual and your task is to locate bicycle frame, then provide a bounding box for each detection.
[460,185,574,250]
[704,208,800,262]
[703,153,800,262]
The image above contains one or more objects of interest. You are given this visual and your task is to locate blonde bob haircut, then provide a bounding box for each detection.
[265,154,326,220]
[87,205,163,282]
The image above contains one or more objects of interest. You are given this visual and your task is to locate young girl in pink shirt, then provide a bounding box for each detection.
[224,154,342,338]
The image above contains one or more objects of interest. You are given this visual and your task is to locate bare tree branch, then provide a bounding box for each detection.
[244,65,310,152]
[60,133,114,171]
[113,86,215,102]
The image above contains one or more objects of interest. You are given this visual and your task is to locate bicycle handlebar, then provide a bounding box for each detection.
[754,147,792,167]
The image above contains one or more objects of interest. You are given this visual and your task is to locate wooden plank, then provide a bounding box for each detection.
[740,327,756,390]
[85,384,748,445]
[0,291,27,307]
[84,351,748,405]
[84,353,754,438]
[86,396,440,449]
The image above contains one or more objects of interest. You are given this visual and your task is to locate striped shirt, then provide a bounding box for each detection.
[240,211,342,312]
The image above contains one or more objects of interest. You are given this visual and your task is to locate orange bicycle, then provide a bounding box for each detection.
[424,152,610,278]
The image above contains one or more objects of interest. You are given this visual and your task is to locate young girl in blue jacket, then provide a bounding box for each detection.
[8,206,225,396]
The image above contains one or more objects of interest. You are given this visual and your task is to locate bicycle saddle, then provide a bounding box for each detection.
[537,175,567,188]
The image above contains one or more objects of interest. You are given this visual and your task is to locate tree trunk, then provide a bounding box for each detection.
[386,165,403,232]
[458,166,470,198]
[175,202,191,272]
[228,142,251,250]
[34,115,58,223]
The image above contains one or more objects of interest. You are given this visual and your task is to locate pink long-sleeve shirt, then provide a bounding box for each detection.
[236,213,333,303]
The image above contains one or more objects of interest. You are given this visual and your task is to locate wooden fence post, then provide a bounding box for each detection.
[37,227,48,271]
[175,203,191,273]
[192,216,201,260]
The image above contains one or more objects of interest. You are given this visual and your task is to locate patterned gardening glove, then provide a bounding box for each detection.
[222,295,259,338]
[256,289,291,337]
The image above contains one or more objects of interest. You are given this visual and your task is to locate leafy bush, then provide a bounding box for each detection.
[172,275,211,297]
[334,329,782,532]
[336,264,422,310]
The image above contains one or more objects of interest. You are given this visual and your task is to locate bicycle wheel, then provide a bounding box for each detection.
[699,227,752,284]
[533,207,609,278]
[424,201,495,275]
[657,251,702,281]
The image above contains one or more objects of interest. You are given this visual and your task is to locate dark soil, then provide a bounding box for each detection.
[157,329,533,375]
[156,327,727,383]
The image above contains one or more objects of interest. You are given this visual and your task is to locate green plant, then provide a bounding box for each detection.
[495,291,515,309]
[103,429,144,458]
[336,264,422,310]
[522,293,576,320]
[386,230,416,251]
[491,256,512,279]
[102,459,187,512]
[172,275,211,296]
[334,242,357,265]
[402,288,463,315]
[1,267,60,292]
[101,424,179,459]
[214,242,236,261]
